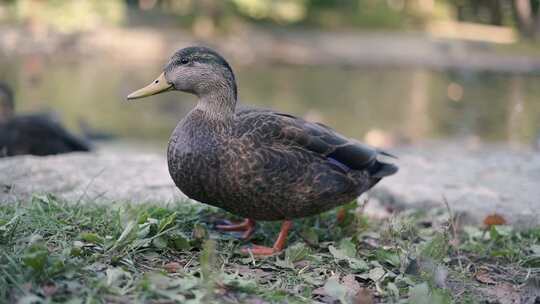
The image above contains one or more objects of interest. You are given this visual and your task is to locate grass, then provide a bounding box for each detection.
[0,195,539,303]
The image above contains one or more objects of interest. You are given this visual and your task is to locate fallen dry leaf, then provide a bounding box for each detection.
[483,214,507,227]
[314,274,374,304]
[352,287,374,304]
[164,262,181,273]
[475,270,497,285]
[342,274,361,294]
[311,286,326,296]
[336,208,347,224]
[42,282,57,297]
[448,238,460,248]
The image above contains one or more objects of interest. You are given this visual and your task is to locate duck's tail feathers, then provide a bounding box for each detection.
[377,149,398,159]
[369,161,398,178]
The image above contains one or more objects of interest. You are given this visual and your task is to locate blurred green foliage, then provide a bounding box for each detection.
[1,0,126,32]
[151,0,429,30]
[1,0,540,39]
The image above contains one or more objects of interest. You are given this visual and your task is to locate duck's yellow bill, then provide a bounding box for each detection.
[127,72,173,100]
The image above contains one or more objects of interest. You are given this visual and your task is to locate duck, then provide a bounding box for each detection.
[127,46,398,256]
[0,82,91,157]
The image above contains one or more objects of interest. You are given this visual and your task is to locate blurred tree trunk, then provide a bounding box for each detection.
[489,0,503,25]
[512,0,536,39]
[536,3,540,39]
[454,0,503,25]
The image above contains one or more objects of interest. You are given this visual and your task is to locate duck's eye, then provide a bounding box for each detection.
[180,58,189,65]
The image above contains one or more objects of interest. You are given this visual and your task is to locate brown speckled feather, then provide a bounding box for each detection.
[167,106,397,221]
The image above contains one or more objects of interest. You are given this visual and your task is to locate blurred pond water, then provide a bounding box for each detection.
[1,55,539,148]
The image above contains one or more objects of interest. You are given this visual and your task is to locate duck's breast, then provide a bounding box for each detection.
[167,115,224,203]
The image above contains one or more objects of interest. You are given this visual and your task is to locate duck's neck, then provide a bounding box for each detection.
[195,88,237,121]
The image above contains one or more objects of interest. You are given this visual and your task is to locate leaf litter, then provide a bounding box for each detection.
[0,195,538,303]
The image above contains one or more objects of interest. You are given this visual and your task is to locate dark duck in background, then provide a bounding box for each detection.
[0,82,91,157]
[127,47,398,256]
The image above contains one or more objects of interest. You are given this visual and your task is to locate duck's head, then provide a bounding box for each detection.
[127,46,237,102]
[0,82,14,123]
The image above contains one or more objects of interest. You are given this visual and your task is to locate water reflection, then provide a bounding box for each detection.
[1,54,539,148]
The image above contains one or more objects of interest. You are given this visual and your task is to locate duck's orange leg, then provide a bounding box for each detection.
[241,221,293,256]
[215,218,256,240]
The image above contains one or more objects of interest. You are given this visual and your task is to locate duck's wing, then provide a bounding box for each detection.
[236,109,398,178]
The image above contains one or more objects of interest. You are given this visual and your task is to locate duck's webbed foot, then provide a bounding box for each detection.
[241,220,292,256]
[215,218,256,240]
